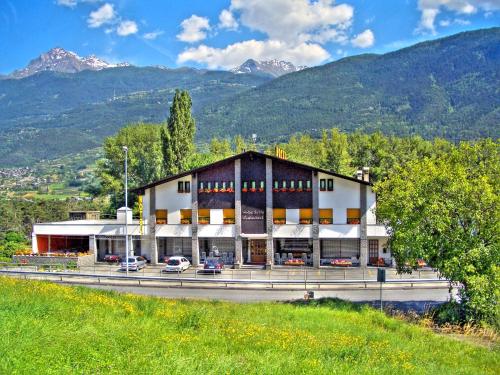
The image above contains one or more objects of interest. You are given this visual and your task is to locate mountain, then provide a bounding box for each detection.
[199,27,500,141]
[231,59,306,77]
[9,47,129,79]
[0,28,499,167]
[0,66,271,166]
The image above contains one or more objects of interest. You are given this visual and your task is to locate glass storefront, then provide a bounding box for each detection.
[274,238,313,266]
[157,237,191,262]
[199,238,235,264]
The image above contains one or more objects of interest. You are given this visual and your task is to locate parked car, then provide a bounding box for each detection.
[104,254,121,263]
[203,257,224,273]
[120,256,146,271]
[164,256,191,272]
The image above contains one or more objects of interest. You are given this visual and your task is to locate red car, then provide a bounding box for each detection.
[103,254,121,263]
[203,257,224,273]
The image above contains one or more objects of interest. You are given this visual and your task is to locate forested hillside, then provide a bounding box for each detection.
[0,68,269,166]
[0,28,498,167]
[198,27,500,141]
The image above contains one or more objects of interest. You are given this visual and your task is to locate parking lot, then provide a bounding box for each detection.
[1,261,440,281]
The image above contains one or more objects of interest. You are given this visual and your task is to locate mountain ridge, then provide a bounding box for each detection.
[9,47,130,79]
[0,27,498,167]
[231,59,306,77]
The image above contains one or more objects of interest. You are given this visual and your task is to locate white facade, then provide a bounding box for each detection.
[32,151,390,267]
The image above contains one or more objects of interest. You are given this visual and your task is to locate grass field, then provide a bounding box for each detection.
[0,277,498,374]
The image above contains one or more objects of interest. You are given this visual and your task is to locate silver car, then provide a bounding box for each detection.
[120,256,146,271]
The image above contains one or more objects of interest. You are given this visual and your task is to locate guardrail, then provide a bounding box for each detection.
[0,269,450,290]
[0,262,440,282]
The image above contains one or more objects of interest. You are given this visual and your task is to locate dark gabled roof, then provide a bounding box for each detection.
[131,150,370,194]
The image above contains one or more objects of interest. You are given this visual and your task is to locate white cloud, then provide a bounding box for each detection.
[87,3,116,28]
[56,0,77,7]
[230,0,353,43]
[417,0,500,32]
[117,20,138,36]
[143,30,164,40]
[351,29,375,48]
[176,0,372,69]
[218,9,238,30]
[178,39,329,69]
[177,15,211,43]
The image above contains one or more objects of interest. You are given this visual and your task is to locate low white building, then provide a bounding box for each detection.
[32,151,390,268]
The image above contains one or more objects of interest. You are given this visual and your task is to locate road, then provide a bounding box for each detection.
[76,283,452,312]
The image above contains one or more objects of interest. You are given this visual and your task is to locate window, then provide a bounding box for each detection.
[289,180,296,191]
[298,180,303,191]
[242,181,248,192]
[198,181,204,191]
[347,208,361,224]
[327,179,334,191]
[259,180,265,191]
[184,181,190,193]
[223,209,235,224]
[273,208,286,224]
[282,180,287,189]
[319,209,333,225]
[299,208,312,224]
[273,180,279,191]
[198,209,210,224]
[180,209,192,224]
[177,181,184,193]
[155,209,168,224]
[214,182,219,192]
[250,180,256,191]
[306,180,311,191]
[320,179,326,191]
[321,239,360,259]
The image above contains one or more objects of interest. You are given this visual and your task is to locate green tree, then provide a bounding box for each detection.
[375,140,500,325]
[97,123,164,208]
[162,90,196,176]
[320,129,352,174]
[209,138,233,159]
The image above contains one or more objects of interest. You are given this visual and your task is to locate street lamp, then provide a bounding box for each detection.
[123,146,129,277]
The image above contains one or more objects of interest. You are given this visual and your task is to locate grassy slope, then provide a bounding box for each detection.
[0,277,498,374]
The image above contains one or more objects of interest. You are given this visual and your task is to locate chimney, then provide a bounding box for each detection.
[355,170,363,180]
[116,207,133,223]
[362,167,370,182]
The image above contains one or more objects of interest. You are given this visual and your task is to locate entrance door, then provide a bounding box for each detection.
[250,239,267,264]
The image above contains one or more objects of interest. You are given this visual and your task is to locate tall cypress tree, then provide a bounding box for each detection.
[162,90,196,176]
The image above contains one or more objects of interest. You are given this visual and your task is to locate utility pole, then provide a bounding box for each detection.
[123,146,129,277]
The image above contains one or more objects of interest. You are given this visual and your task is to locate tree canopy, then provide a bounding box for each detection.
[162,90,196,176]
[374,140,500,325]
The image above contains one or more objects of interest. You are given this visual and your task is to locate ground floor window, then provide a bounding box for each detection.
[158,237,191,262]
[37,235,89,254]
[274,238,312,266]
[96,236,142,261]
[320,239,360,266]
[199,238,235,264]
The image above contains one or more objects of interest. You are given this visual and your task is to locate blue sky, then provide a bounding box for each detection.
[0,0,499,74]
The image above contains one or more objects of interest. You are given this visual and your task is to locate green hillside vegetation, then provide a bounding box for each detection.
[0,28,498,167]
[0,68,269,166]
[199,28,500,141]
[1,278,498,374]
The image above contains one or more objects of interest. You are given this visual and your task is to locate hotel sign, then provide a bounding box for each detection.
[241,207,266,234]
[242,208,265,221]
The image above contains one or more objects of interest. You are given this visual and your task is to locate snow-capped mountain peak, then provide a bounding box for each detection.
[231,59,306,77]
[9,47,130,79]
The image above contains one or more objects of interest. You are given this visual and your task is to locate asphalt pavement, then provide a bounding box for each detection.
[77,283,452,312]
